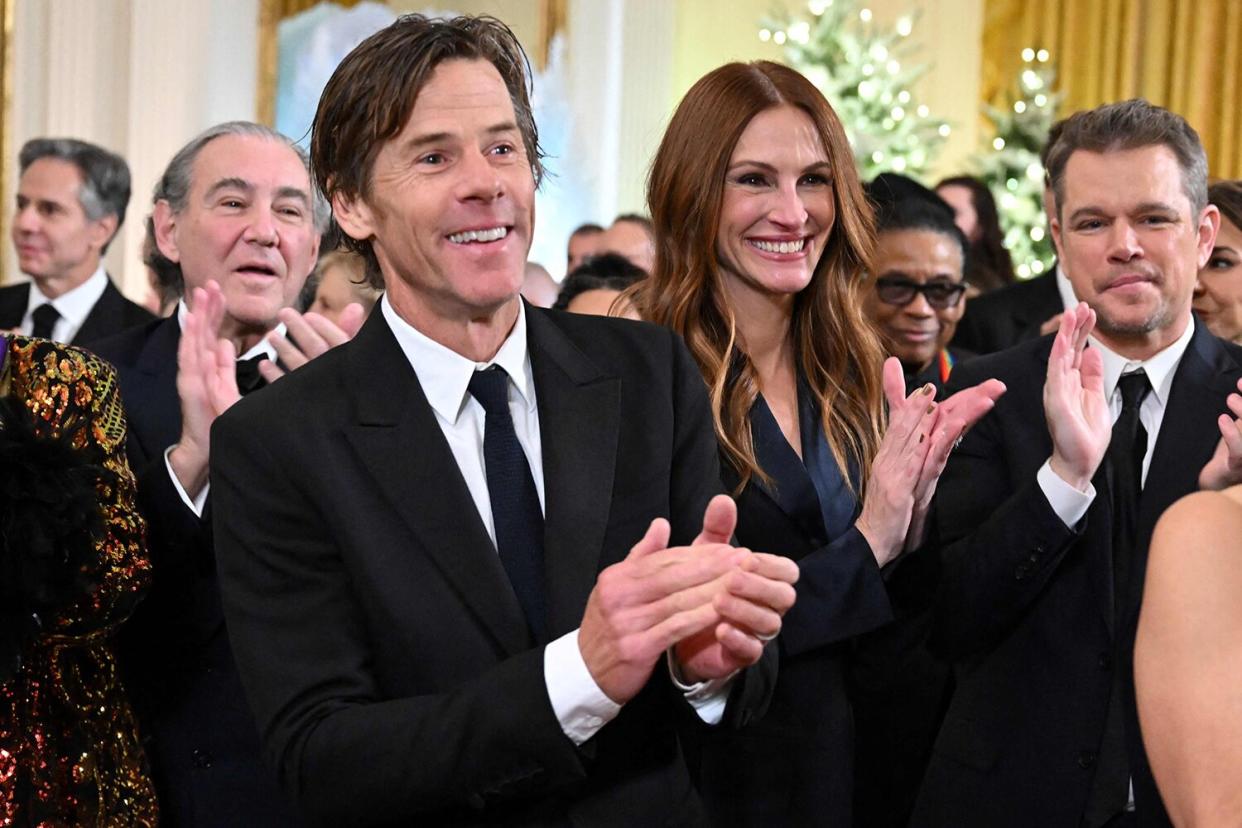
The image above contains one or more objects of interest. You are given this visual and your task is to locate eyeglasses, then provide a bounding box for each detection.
[873,277,967,310]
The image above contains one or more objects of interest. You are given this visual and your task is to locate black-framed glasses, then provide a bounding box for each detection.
[874,278,967,310]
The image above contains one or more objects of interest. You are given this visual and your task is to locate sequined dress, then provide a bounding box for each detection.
[0,336,157,826]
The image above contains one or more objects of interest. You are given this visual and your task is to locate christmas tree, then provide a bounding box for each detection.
[761,0,951,180]
[971,49,1060,279]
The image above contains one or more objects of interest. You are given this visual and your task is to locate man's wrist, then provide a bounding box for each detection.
[1049,453,1093,493]
[169,441,209,500]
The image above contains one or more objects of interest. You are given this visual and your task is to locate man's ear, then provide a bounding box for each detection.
[88,214,118,254]
[332,189,376,243]
[1196,203,1221,269]
[152,199,181,263]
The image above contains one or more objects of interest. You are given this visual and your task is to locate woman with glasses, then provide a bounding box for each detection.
[863,174,973,394]
[633,61,1003,827]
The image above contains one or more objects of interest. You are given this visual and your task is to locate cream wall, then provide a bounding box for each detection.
[5,0,259,299]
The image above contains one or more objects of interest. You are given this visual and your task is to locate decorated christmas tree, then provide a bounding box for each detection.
[971,49,1060,279]
[761,0,951,180]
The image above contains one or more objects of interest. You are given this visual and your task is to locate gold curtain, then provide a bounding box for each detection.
[983,0,1242,179]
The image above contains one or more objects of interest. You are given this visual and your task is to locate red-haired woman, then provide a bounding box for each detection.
[634,61,1003,825]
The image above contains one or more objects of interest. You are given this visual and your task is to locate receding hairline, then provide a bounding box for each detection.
[181,135,312,208]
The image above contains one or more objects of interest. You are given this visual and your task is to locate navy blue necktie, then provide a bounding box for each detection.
[468,366,547,642]
[31,303,59,340]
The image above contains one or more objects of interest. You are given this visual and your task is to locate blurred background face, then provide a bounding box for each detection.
[567,228,603,272]
[600,219,655,273]
[310,259,379,324]
[1193,214,1242,343]
[936,184,980,242]
[12,157,112,290]
[863,227,966,370]
[564,287,638,319]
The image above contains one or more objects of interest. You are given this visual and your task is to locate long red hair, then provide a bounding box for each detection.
[634,61,885,492]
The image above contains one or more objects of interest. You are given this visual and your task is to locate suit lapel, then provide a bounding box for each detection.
[342,311,531,656]
[1127,326,1240,621]
[124,317,183,465]
[72,279,121,345]
[526,308,621,637]
[0,283,30,330]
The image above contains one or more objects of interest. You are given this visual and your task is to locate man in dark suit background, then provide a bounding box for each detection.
[952,121,1070,356]
[92,121,363,826]
[0,137,152,344]
[210,16,798,826]
[913,100,1242,827]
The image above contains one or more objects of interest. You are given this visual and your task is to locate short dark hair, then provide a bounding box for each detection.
[1046,99,1208,218]
[19,137,131,253]
[869,173,968,264]
[1039,118,1066,176]
[553,253,646,311]
[144,121,325,299]
[1210,180,1242,233]
[312,14,545,290]
[570,222,604,238]
[613,213,653,232]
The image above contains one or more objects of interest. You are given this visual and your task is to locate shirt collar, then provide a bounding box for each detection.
[1089,316,1195,408]
[175,299,284,361]
[380,294,533,424]
[28,264,108,327]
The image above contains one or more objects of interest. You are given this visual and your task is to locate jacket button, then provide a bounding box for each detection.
[1077,750,1096,769]
[1098,653,1112,670]
[191,749,213,769]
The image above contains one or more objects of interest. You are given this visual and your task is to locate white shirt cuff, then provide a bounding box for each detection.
[164,445,209,518]
[544,629,621,746]
[666,650,735,725]
[1036,459,1095,529]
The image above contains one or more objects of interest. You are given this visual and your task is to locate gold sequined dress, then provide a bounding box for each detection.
[0,336,157,826]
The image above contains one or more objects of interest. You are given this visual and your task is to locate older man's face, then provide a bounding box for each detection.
[157,134,320,331]
[1051,145,1217,351]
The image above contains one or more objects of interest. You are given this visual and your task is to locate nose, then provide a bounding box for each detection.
[243,206,279,247]
[1105,220,1142,263]
[13,203,38,233]
[768,182,809,228]
[904,290,935,318]
[456,147,504,203]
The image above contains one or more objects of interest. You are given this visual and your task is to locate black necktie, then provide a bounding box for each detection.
[235,355,270,396]
[1107,370,1150,602]
[468,367,547,642]
[1084,369,1152,827]
[31,303,60,340]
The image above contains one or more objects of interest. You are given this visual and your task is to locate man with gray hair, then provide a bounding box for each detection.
[92,121,362,827]
[0,137,153,343]
[912,98,1242,827]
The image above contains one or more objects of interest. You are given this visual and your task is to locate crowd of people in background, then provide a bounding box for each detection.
[3,10,1242,828]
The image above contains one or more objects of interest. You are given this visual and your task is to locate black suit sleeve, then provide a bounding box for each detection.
[926,374,1081,661]
[779,526,892,657]
[211,413,591,824]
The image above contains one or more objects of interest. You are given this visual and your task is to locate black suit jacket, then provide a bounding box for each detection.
[210,306,774,827]
[950,270,1064,356]
[690,386,893,827]
[912,324,1242,827]
[91,317,300,827]
[0,278,153,345]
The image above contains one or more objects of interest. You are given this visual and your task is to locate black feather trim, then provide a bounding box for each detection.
[0,395,105,683]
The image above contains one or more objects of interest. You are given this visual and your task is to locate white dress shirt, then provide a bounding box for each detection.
[1037,317,1196,526]
[166,301,283,516]
[380,295,730,745]
[20,264,108,343]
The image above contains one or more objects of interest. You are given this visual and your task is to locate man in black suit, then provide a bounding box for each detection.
[913,100,1242,827]
[0,137,152,344]
[92,121,363,826]
[210,16,799,826]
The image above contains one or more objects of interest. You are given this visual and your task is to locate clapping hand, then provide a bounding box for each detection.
[259,303,365,383]
[1044,302,1111,492]
[1198,376,1242,491]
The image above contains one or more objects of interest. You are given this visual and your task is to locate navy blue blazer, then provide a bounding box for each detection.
[691,382,893,826]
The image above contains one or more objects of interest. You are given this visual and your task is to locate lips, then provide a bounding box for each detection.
[235,263,279,277]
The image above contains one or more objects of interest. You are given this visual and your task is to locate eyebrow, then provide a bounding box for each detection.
[404,121,521,152]
[1067,200,1180,224]
[275,186,311,208]
[727,159,833,175]
[204,177,254,200]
